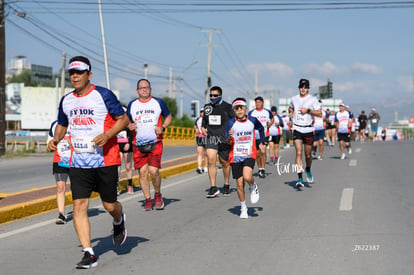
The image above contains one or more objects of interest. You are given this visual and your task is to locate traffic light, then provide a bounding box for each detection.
[191,102,196,118]
[327,81,333,98]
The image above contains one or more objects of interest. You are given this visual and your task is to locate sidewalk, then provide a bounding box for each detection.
[0,154,198,224]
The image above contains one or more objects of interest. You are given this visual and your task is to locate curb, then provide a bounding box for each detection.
[0,159,198,224]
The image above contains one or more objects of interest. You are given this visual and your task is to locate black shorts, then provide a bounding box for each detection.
[205,136,230,161]
[269,135,281,144]
[337,133,351,142]
[53,162,69,175]
[231,158,255,179]
[119,142,133,153]
[70,165,118,203]
[292,130,314,145]
[196,136,206,147]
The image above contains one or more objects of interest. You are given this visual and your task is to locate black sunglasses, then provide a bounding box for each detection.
[210,94,220,98]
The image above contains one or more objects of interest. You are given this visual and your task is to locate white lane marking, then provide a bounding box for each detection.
[0,174,202,239]
[339,188,354,211]
[355,148,361,153]
[349,159,357,167]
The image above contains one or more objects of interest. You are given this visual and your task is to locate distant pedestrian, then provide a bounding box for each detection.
[116,110,135,195]
[225,98,265,219]
[248,96,273,178]
[288,79,322,188]
[281,110,292,148]
[268,106,284,165]
[127,79,172,211]
[357,110,368,142]
[47,56,129,269]
[312,101,327,160]
[194,108,208,174]
[201,86,235,198]
[368,108,380,141]
[47,120,70,224]
[335,103,353,159]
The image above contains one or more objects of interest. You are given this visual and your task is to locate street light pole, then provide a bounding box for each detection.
[98,0,110,89]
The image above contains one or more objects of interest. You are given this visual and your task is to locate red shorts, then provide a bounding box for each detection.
[133,142,163,169]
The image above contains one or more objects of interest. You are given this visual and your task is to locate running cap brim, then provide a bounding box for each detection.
[232,100,247,108]
[68,61,90,71]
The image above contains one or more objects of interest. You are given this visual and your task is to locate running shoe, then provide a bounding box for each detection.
[295,178,304,188]
[113,212,127,246]
[240,207,248,219]
[340,153,346,160]
[306,171,314,183]
[196,168,203,174]
[258,169,266,178]
[55,213,67,225]
[154,193,165,210]
[127,185,133,194]
[317,155,323,160]
[206,186,220,198]
[144,199,153,211]
[348,147,352,154]
[222,184,231,196]
[76,251,98,269]
[249,183,260,204]
[311,151,317,159]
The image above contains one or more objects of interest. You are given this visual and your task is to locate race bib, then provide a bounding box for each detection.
[372,119,377,124]
[137,113,157,127]
[72,137,95,153]
[57,139,71,157]
[209,115,221,125]
[234,142,252,157]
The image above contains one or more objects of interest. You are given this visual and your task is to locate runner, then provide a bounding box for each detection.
[312,100,327,160]
[288,79,322,188]
[194,108,208,174]
[225,98,265,219]
[357,110,368,142]
[201,86,235,198]
[127,79,172,211]
[325,109,336,147]
[268,106,284,165]
[281,110,292,148]
[335,103,353,159]
[47,56,129,269]
[368,108,380,141]
[248,96,273,178]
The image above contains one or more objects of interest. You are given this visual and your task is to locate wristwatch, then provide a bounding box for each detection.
[161,126,166,132]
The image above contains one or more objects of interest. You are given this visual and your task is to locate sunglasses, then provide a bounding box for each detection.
[233,105,246,111]
[210,94,220,98]
[69,70,88,76]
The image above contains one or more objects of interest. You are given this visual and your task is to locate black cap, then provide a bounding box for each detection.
[254,96,264,102]
[298,78,310,88]
[271,106,277,112]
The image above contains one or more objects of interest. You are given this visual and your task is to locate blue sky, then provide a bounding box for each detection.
[6,1,414,118]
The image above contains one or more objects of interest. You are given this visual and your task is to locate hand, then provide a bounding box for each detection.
[155,126,164,135]
[93,133,110,147]
[299,107,309,114]
[259,143,266,153]
[47,139,58,152]
[228,128,234,138]
[128,122,136,131]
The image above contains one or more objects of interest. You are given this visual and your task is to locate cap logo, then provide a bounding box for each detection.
[69,61,90,71]
[232,100,247,108]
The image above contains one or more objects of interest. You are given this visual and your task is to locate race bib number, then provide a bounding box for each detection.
[137,113,157,127]
[209,115,221,125]
[72,137,95,153]
[57,139,71,157]
[234,142,252,157]
[372,119,377,124]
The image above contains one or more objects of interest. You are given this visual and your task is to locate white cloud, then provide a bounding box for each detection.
[351,63,383,74]
[245,62,294,78]
[113,77,132,91]
[302,61,348,76]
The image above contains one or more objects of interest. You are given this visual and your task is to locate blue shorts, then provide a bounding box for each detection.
[313,130,325,141]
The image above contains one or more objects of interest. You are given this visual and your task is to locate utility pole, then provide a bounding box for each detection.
[0,0,5,156]
[59,52,66,100]
[201,29,220,104]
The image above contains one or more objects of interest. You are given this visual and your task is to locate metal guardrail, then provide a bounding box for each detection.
[5,127,196,152]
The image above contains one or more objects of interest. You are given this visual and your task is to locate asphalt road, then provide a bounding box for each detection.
[0,146,196,194]
[0,141,413,274]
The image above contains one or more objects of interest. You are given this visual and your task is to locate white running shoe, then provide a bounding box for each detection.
[249,183,260,204]
[240,207,248,219]
[340,153,346,160]
[348,147,352,154]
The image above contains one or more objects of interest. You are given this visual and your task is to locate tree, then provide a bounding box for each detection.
[162,97,177,118]
[6,70,37,86]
